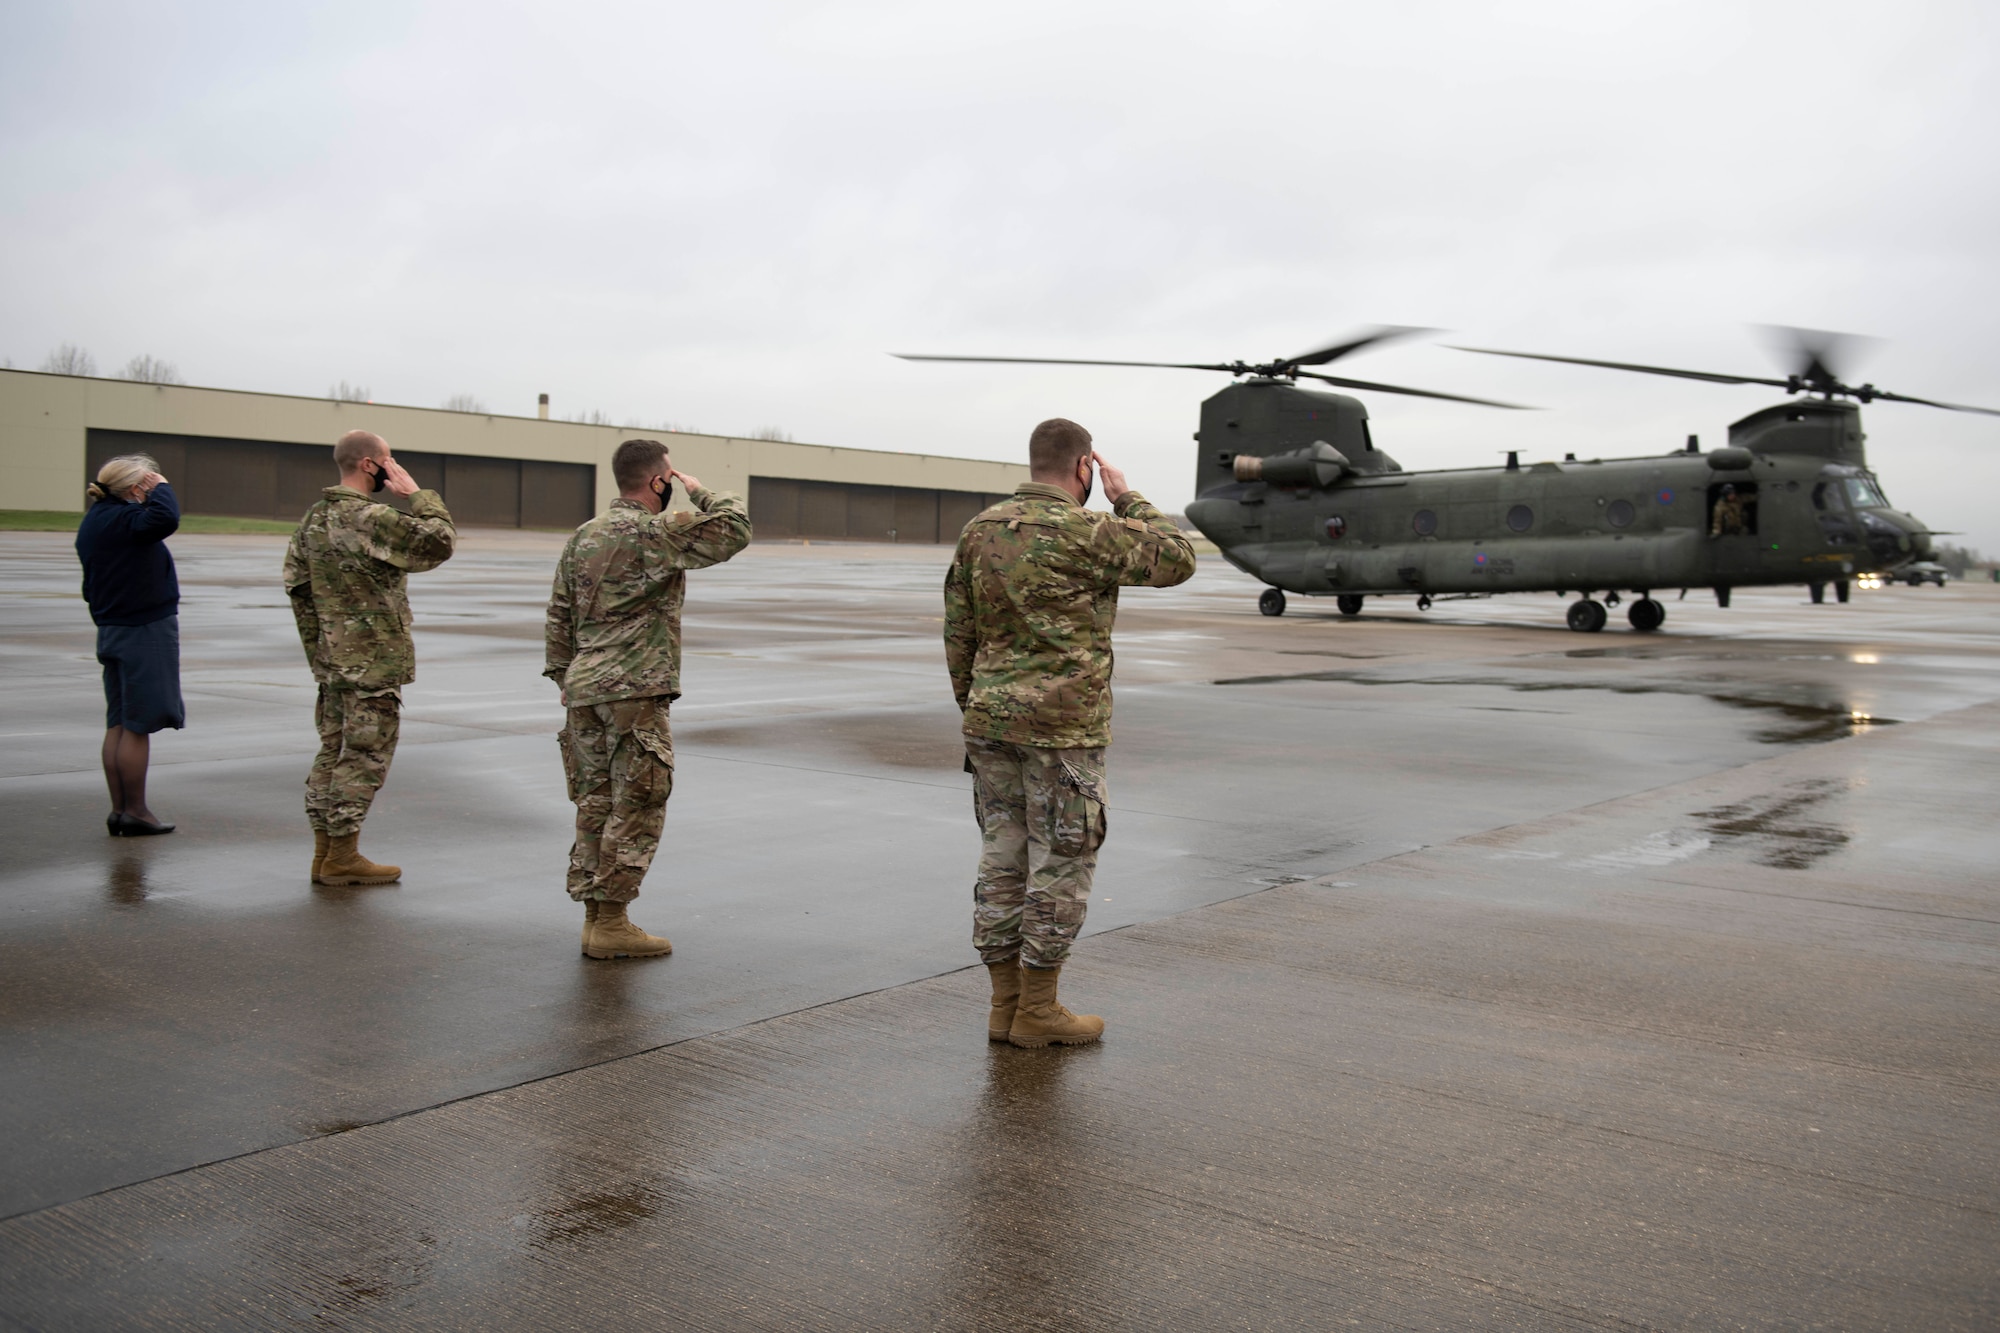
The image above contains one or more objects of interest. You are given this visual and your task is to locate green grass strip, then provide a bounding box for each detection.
[0,510,298,534]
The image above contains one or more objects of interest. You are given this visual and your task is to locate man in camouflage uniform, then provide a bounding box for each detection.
[285,429,456,886]
[945,418,1196,1047]
[544,438,752,960]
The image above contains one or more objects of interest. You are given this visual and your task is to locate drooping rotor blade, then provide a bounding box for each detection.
[1285,325,1435,369]
[1868,389,2000,417]
[1295,369,1535,409]
[1448,345,1791,389]
[892,353,1235,372]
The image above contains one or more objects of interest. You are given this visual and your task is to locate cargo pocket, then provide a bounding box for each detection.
[556,727,583,801]
[1049,756,1108,857]
[630,726,676,805]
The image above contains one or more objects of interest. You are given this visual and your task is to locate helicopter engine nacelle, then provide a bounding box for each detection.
[1706,447,1755,470]
[1232,441,1348,489]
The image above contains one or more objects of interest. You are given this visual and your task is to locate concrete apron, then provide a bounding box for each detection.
[0,691,1993,1328]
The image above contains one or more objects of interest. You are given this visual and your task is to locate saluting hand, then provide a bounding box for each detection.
[381,457,421,497]
[1093,452,1131,506]
[669,467,702,494]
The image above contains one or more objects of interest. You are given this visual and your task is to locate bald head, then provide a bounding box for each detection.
[333,429,388,471]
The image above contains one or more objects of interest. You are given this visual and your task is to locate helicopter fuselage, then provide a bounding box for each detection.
[1181,380,1931,608]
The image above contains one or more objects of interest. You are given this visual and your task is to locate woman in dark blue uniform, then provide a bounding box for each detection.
[75,454,184,835]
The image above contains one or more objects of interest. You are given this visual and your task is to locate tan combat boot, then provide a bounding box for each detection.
[584,901,671,960]
[1008,965,1104,1048]
[581,898,600,954]
[318,833,402,886]
[987,961,1023,1041]
[311,829,329,884]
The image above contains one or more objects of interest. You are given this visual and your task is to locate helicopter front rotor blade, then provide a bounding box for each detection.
[1868,389,2000,416]
[1447,346,1791,389]
[1285,325,1435,368]
[892,354,1235,372]
[1296,370,1536,409]
[1755,324,1877,387]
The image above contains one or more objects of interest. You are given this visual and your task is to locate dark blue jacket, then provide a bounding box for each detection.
[76,483,181,627]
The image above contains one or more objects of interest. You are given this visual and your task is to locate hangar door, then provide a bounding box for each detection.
[85,429,595,529]
[749,476,1011,544]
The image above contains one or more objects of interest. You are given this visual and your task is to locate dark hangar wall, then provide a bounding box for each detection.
[749,476,1011,544]
[86,428,595,529]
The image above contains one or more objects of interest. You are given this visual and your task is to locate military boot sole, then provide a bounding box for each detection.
[1006,1027,1103,1049]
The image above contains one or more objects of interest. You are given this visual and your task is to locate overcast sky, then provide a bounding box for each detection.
[5,1,1997,546]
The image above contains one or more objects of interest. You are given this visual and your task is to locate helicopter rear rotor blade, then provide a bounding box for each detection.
[1285,325,1435,369]
[1447,346,1791,389]
[892,353,1236,372]
[1296,370,1535,409]
[1867,389,2000,416]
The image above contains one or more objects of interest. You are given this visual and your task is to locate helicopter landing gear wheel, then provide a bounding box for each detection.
[1834,580,1850,604]
[1628,597,1665,632]
[1258,587,1286,617]
[1566,599,1608,633]
[1416,594,1433,611]
[1336,594,1365,617]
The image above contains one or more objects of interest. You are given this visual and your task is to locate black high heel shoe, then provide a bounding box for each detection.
[114,813,176,837]
[107,812,122,836]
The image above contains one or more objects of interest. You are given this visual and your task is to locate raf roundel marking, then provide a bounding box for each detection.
[1473,551,1489,566]
[1657,488,1675,506]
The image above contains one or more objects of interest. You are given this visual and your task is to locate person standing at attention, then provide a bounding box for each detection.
[945,418,1196,1047]
[544,438,752,960]
[76,454,185,836]
[284,429,456,886]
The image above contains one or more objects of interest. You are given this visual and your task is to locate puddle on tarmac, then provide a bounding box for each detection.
[1211,669,1895,744]
[1692,778,1853,870]
[515,1181,666,1249]
[682,709,963,769]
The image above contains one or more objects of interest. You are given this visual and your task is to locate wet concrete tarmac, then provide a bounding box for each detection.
[1,531,1995,1327]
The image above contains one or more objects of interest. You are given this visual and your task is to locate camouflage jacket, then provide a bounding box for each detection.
[945,482,1196,748]
[284,486,457,690]
[544,486,753,707]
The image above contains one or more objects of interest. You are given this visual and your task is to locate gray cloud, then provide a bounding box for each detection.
[5,0,1996,545]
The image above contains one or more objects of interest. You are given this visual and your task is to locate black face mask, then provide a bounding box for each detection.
[366,461,387,493]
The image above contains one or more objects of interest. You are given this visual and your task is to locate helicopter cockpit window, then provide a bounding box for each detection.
[1506,504,1533,532]
[1846,476,1889,508]
[1412,509,1438,536]
[1606,499,1636,529]
[1707,481,1758,538]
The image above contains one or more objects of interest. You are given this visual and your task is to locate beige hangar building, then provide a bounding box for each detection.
[0,370,1029,541]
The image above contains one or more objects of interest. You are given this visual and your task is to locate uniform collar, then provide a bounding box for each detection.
[325,485,369,500]
[1015,481,1080,507]
[609,497,654,513]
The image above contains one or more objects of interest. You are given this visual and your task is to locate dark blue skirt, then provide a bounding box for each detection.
[98,616,186,734]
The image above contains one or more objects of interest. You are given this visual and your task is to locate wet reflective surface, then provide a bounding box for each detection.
[2,533,1997,1327]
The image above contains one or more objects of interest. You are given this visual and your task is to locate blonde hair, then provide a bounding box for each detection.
[87,454,158,504]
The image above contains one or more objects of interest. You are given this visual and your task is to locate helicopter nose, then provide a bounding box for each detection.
[1908,525,1935,560]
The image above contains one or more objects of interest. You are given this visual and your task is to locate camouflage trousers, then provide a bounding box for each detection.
[560,696,674,904]
[305,686,401,837]
[965,738,1109,970]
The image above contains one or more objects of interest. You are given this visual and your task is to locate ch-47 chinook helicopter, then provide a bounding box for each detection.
[897,326,1995,632]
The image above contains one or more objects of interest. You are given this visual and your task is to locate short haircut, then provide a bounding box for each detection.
[87,454,158,504]
[613,438,670,491]
[1028,418,1092,476]
[333,430,387,470]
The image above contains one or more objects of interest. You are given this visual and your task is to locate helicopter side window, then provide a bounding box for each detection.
[1846,476,1889,508]
[1706,482,1758,538]
[1506,504,1533,533]
[1412,509,1437,536]
[1812,482,1857,546]
[1606,499,1635,529]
